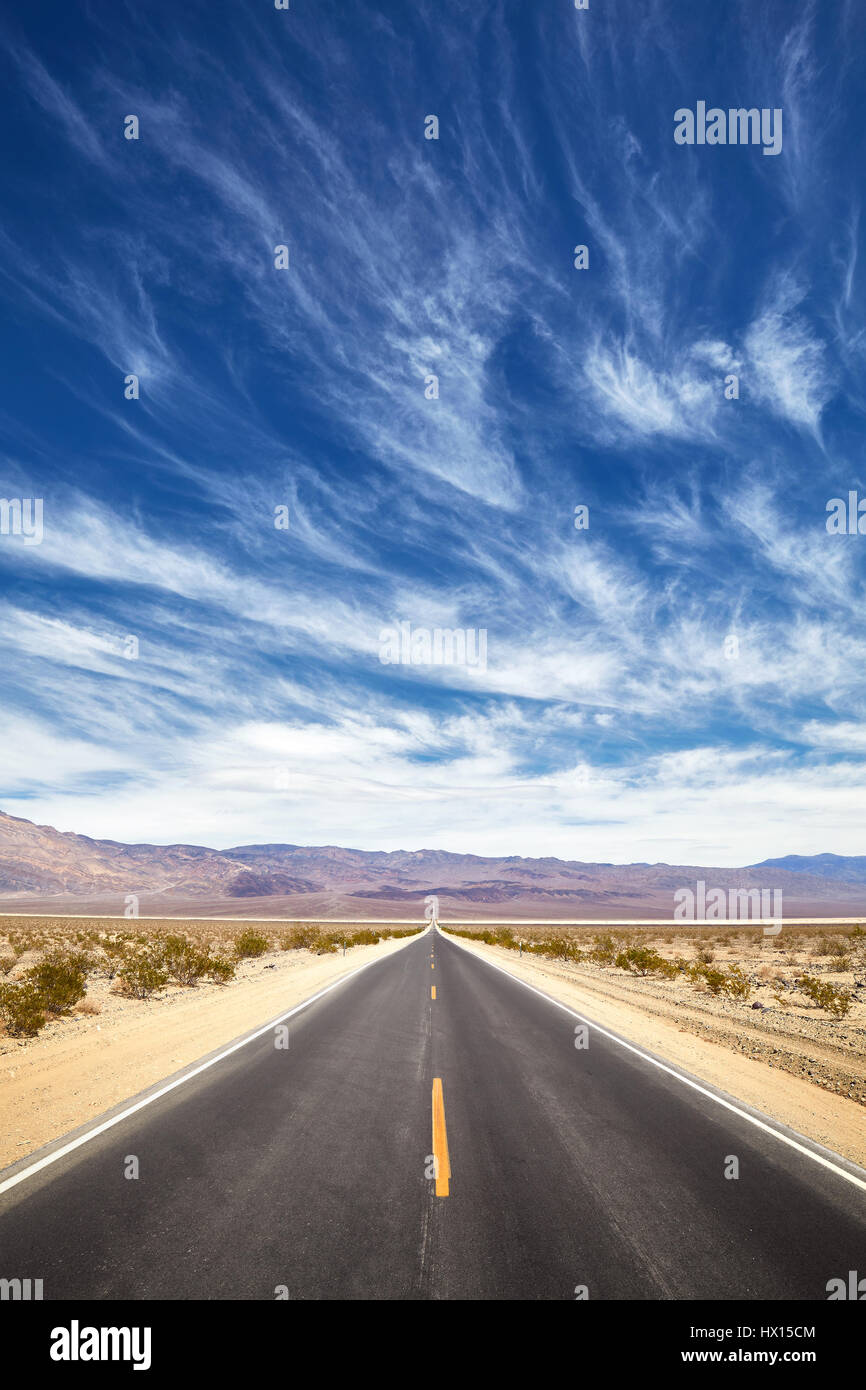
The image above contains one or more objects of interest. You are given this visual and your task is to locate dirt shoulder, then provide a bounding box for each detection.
[0,933,420,1172]
[447,934,866,1169]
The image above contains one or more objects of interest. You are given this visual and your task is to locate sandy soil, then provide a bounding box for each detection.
[0,933,419,1172]
[449,934,866,1169]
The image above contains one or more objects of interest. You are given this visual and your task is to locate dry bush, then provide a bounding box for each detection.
[24,948,92,1015]
[823,937,850,959]
[690,963,751,999]
[591,933,617,965]
[160,934,211,986]
[616,946,675,978]
[0,981,47,1036]
[74,997,102,1016]
[206,954,236,984]
[117,948,169,999]
[797,974,853,1019]
[281,925,319,950]
[234,929,271,959]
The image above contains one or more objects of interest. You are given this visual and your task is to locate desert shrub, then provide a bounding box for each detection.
[690,963,750,999]
[0,955,16,976]
[314,932,342,955]
[280,927,315,950]
[102,936,132,961]
[0,981,47,1036]
[161,934,210,986]
[695,965,726,994]
[281,925,334,950]
[696,946,716,965]
[654,957,682,980]
[824,937,850,958]
[206,954,236,985]
[797,974,853,1019]
[25,949,91,1014]
[591,934,617,965]
[543,935,580,962]
[720,965,751,999]
[615,946,667,977]
[234,929,270,959]
[347,928,380,947]
[471,927,513,949]
[118,949,169,999]
[74,998,102,1016]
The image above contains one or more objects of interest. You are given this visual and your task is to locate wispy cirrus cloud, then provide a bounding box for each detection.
[0,2,864,862]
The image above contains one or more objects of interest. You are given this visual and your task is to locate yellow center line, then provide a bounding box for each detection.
[432,1078,450,1197]
[431,985,436,999]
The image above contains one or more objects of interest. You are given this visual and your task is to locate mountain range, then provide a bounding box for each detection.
[0,810,864,920]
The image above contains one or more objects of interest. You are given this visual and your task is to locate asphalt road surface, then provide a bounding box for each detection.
[1,927,864,1300]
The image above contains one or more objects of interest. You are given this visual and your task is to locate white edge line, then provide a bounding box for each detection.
[440,927,866,1197]
[0,928,429,1199]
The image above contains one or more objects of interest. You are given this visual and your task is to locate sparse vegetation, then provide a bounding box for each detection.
[24,948,91,1015]
[590,933,617,965]
[118,949,170,1000]
[796,974,853,1019]
[693,963,751,999]
[0,981,47,1036]
[615,946,671,978]
[280,925,319,950]
[161,934,211,986]
[0,917,423,1039]
[205,954,236,985]
[233,929,271,960]
[74,997,102,1016]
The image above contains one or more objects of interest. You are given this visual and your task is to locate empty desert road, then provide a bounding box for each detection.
[1,926,864,1300]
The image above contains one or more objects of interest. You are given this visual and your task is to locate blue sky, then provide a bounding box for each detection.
[0,0,864,863]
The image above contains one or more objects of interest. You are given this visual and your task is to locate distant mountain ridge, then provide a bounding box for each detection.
[0,809,864,919]
[753,854,866,884]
